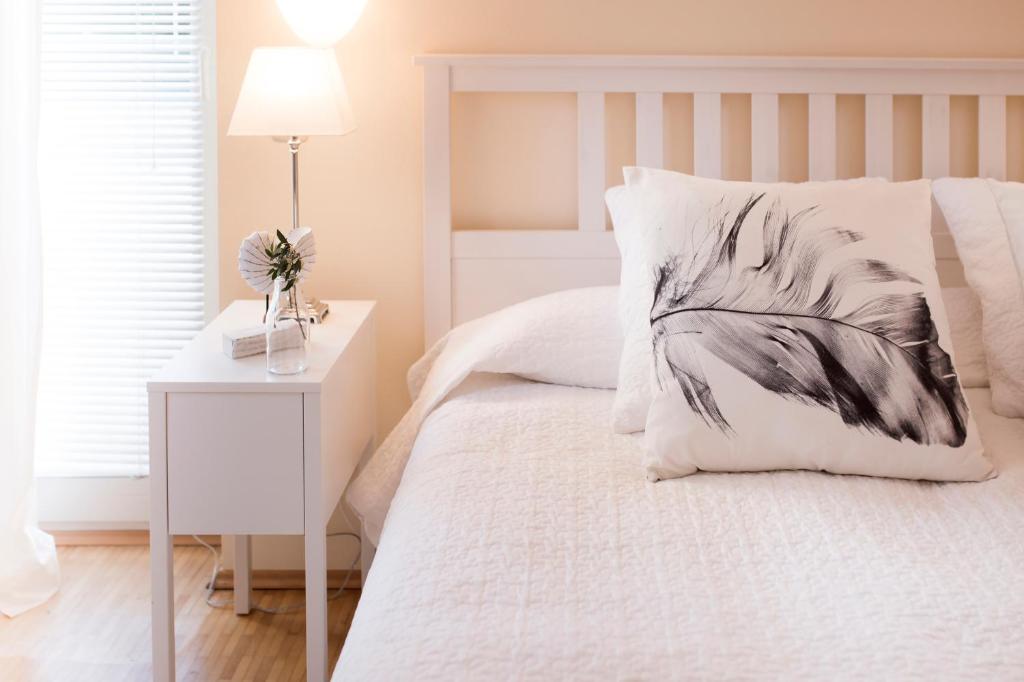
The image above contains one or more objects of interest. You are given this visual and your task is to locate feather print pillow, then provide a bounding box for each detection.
[609,169,994,482]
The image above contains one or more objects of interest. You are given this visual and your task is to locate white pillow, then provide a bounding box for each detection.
[991,180,1024,279]
[422,286,622,392]
[941,286,988,388]
[933,178,1024,417]
[611,168,992,482]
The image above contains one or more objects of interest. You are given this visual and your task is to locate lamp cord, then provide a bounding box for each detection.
[192,533,361,615]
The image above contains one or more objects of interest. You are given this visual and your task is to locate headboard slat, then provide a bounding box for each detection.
[979,94,1007,180]
[693,92,722,178]
[922,94,951,178]
[865,94,895,179]
[635,92,664,169]
[808,94,837,180]
[751,93,780,182]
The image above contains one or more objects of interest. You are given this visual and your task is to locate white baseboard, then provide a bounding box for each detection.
[215,568,363,590]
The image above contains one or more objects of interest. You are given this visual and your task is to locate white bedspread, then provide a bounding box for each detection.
[336,376,1024,681]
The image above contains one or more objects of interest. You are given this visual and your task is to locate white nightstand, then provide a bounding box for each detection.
[147,300,376,682]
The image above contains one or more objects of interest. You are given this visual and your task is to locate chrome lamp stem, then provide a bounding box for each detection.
[275,135,327,323]
[288,135,302,233]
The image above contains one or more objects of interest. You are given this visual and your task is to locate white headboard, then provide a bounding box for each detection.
[416,54,1024,347]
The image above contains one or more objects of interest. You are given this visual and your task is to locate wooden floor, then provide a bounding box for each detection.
[0,545,360,681]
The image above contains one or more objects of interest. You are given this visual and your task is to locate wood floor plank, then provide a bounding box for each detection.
[0,545,360,681]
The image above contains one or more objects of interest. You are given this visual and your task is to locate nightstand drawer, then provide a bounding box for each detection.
[166,392,304,534]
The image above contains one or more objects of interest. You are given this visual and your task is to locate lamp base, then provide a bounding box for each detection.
[302,297,330,324]
[280,296,329,324]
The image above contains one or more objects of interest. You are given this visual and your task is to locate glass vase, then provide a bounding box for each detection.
[265,276,309,375]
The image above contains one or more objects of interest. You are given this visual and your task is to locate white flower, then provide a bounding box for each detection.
[238,227,317,295]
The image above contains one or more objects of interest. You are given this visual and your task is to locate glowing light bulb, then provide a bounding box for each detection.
[275,0,368,47]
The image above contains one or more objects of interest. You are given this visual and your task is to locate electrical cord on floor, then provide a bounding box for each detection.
[193,533,360,615]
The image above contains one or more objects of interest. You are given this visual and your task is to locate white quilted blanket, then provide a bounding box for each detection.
[337,375,1024,681]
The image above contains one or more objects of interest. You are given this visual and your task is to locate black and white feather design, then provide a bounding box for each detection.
[650,192,968,447]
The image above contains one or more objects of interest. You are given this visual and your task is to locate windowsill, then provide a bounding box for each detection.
[36,476,150,530]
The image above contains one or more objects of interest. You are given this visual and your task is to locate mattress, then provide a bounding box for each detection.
[336,374,1024,680]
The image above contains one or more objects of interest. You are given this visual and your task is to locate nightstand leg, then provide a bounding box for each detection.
[149,391,175,682]
[151,531,174,681]
[304,529,328,681]
[234,535,252,615]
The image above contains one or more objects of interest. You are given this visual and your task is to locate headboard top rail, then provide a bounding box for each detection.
[415,54,1024,71]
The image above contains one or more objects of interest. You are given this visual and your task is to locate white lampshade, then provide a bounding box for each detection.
[227,47,355,138]
[276,0,367,47]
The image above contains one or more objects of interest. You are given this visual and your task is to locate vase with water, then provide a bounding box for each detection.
[265,276,309,375]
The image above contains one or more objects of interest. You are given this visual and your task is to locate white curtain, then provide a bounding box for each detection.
[0,0,60,617]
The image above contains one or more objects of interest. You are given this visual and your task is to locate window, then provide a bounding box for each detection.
[34,0,216,502]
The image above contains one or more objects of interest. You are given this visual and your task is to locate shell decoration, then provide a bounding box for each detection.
[238,227,317,295]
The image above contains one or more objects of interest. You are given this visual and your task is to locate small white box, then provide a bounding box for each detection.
[223,326,266,359]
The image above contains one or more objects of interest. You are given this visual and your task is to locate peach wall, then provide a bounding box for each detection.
[217,0,1024,570]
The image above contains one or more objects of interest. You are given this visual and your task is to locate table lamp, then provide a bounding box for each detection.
[227,47,355,322]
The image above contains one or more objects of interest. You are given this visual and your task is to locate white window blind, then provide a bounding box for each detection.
[35,0,213,477]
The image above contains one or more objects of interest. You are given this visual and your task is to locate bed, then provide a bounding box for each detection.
[336,56,1024,680]
[340,376,1024,679]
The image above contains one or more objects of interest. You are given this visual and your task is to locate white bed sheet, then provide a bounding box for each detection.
[336,376,1024,681]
